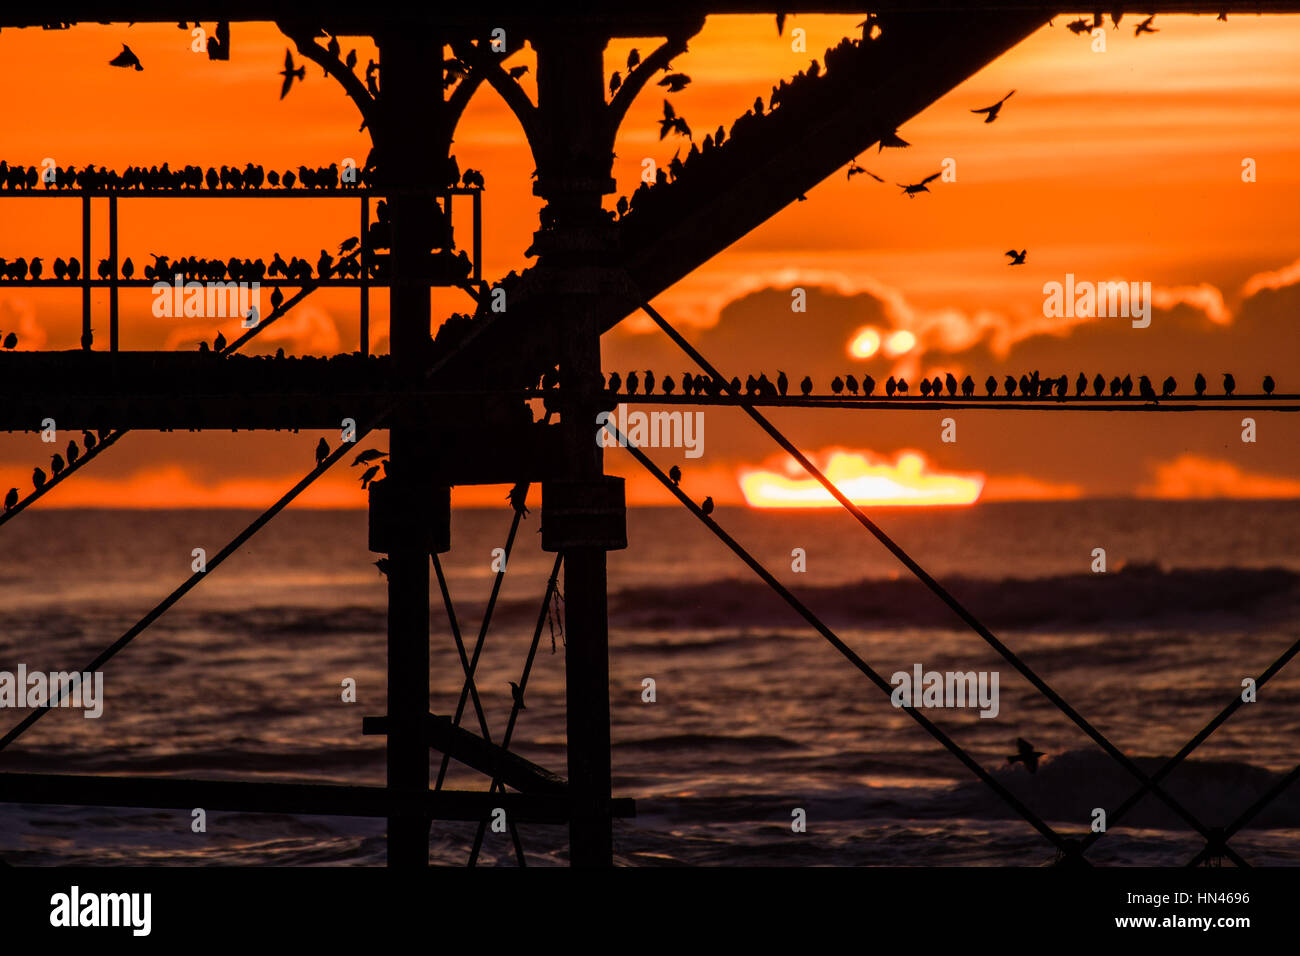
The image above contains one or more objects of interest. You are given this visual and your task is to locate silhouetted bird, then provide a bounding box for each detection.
[1109,376,1121,396]
[53,258,67,280]
[1007,737,1045,774]
[972,90,1015,123]
[68,257,81,280]
[83,430,97,451]
[845,374,859,395]
[109,44,144,71]
[280,49,305,99]
[1263,375,1275,395]
[1004,375,1017,397]
[945,372,958,396]
[507,482,529,517]
[1223,372,1235,396]
[373,558,390,577]
[1139,375,1157,401]
[51,454,65,477]
[701,496,715,516]
[644,370,655,395]
[121,256,134,280]
[32,467,46,490]
[3,488,15,511]
[1093,373,1105,397]
[886,376,897,397]
[214,331,227,352]
[352,447,386,467]
[270,286,284,310]
[1190,372,1205,396]
[662,375,676,395]
[1066,17,1091,34]
[920,378,932,397]
[609,71,621,94]
[507,65,528,79]
[1005,249,1026,265]
[509,681,526,710]
[315,438,329,463]
[1121,374,1133,397]
[898,172,941,197]
[668,465,681,486]
[1075,372,1087,396]
[877,129,910,151]
[962,375,975,397]
[658,100,691,140]
[659,73,691,92]
[67,440,79,466]
[627,48,640,70]
[1135,15,1158,35]
[626,371,639,395]
[777,371,788,396]
[896,378,909,394]
[800,375,813,396]
[29,257,42,280]
[862,375,875,396]
[1162,376,1177,397]
[985,375,997,396]
[607,371,621,394]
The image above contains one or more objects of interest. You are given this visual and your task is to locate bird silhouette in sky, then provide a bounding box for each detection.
[658,72,691,92]
[897,172,941,197]
[1066,17,1091,34]
[280,49,305,99]
[1194,372,1207,396]
[359,465,379,489]
[1263,375,1275,395]
[800,376,813,396]
[1005,249,1026,265]
[847,162,884,182]
[1135,15,1158,35]
[507,64,528,79]
[3,488,16,511]
[32,467,46,490]
[658,100,692,140]
[352,447,386,467]
[315,438,330,464]
[509,681,527,710]
[627,48,640,70]
[1162,376,1177,397]
[1007,738,1045,774]
[877,129,910,151]
[109,44,144,71]
[1223,372,1236,396]
[971,90,1015,123]
[609,71,621,93]
[701,496,715,516]
[668,465,682,486]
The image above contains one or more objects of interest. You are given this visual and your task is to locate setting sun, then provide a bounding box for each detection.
[849,326,881,358]
[738,448,984,508]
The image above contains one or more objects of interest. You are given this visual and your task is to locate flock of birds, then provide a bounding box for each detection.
[594,369,1280,400]
[0,159,486,194]
[0,247,359,284]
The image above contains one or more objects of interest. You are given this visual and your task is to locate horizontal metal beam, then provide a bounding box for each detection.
[4,2,1299,30]
[363,713,569,795]
[0,771,635,821]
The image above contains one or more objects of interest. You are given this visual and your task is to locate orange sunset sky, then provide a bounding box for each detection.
[0,13,1298,507]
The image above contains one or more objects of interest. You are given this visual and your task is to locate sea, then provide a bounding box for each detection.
[0,500,1297,866]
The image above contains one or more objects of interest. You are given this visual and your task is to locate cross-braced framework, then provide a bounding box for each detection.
[0,2,1297,868]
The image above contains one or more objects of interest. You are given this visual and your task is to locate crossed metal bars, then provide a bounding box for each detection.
[630,299,1300,867]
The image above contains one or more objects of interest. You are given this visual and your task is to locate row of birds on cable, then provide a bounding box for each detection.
[0,159,483,194]
[595,370,1279,399]
[0,161,381,193]
[0,248,363,284]
[4,431,108,510]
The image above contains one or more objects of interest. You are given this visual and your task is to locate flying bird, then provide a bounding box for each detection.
[1005,249,1026,265]
[897,172,941,197]
[1066,17,1092,34]
[280,49,305,99]
[1007,737,1045,774]
[877,129,910,151]
[847,162,884,182]
[971,90,1015,123]
[109,44,144,71]
[352,447,387,467]
[658,73,691,92]
[1135,15,1158,35]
